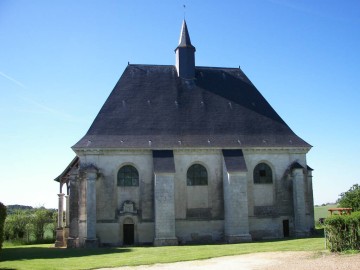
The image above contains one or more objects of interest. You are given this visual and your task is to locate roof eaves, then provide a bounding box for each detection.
[54,156,79,182]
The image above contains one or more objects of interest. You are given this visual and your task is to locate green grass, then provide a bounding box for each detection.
[0,237,326,270]
[314,204,337,221]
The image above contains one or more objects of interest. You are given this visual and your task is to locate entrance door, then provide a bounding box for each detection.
[283,220,290,237]
[123,224,134,245]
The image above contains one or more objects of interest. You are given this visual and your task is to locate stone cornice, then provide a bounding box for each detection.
[243,147,310,154]
[74,149,152,155]
[74,147,310,156]
[175,149,221,155]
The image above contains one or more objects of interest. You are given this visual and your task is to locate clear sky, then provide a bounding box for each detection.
[0,0,359,209]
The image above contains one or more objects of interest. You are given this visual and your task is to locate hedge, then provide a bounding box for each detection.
[324,211,360,252]
[0,202,6,252]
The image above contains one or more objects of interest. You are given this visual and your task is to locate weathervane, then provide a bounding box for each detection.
[183,4,186,19]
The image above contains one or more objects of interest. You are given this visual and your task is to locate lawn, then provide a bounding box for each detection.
[0,237,325,270]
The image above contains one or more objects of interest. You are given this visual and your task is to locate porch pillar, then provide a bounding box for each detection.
[65,195,70,227]
[57,193,65,228]
[64,195,70,244]
[55,193,65,247]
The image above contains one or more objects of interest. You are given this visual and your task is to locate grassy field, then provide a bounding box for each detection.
[314,204,337,221]
[0,207,329,269]
[0,237,325,270]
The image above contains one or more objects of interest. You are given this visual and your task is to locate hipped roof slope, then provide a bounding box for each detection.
[73,64,310,149]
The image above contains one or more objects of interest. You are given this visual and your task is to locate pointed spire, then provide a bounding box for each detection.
[175,20,196,79]
[177,20,195,49]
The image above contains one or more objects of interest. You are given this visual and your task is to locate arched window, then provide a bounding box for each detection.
[187,164,208,186]
[253,163,273,184]
[117,165,139,186]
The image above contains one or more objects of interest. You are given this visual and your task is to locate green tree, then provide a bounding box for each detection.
[4,207,57,244]
[0,202,6,252]
[51,211,58,239]
[4,210,30,240]
[6,205,32,215]
[337,184,360,211]
[31,208,54,241]
[24,222,34,243]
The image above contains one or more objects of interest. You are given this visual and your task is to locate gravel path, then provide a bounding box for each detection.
[98,251,360,270]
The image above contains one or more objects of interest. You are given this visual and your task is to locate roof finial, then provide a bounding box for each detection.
[183,4,186,20]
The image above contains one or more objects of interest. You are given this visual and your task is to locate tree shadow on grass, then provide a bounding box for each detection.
[0,246,131,262]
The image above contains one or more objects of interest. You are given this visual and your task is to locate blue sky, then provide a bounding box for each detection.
[0,0,359,208]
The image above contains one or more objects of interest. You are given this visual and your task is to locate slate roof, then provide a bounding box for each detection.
[73,64,310,149]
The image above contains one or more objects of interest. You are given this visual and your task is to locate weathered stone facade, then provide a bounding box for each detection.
[55,147,314,247]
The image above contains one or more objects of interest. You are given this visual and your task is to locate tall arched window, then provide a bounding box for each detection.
[187,164,208,186]
[117,165,139,186]
[253,163,273,184]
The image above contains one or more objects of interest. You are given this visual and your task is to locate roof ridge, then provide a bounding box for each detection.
[128,63,175,67]
[196,66,240,70]
[127,64,242,70]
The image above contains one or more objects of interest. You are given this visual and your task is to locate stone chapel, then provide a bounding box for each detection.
[54,20,314,248]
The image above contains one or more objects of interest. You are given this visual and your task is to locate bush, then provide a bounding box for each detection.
[0,202,7,252]
[324,211,360,252]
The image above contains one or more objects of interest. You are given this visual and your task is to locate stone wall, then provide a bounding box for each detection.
[176,220,224,244]
[73,147,313,246]
[173,149,224,220]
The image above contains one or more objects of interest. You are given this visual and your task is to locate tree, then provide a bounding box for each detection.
[4,209,30,240]
[31,208,54,241]
[50,211,58,239]
[337,184,360,211]
[4,207,57,244]
[0,202,6,252]
[6,205,33,215]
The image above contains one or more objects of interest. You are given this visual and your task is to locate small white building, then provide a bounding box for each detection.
[55,20,314,248]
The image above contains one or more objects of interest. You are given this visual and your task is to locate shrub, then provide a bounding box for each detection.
[0,202,7,252]
[324,211,360,252]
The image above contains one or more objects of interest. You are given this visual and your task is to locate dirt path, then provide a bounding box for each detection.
[98,251,360,270]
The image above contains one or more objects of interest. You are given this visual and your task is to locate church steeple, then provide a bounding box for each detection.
[175,20,196,79]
